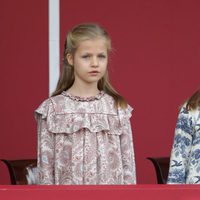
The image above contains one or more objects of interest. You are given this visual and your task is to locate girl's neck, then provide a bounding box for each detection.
[67,82,100,97]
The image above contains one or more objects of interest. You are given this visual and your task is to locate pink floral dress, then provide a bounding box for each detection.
[35,91,136,184]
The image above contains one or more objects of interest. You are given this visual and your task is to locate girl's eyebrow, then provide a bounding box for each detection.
[82,52,107,55]
[98,52,107,54]
[82,52,92,55]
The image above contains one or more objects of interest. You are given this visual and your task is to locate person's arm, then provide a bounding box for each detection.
[167,106,194,184]
[37,115,55,184]
[119,107,136,184]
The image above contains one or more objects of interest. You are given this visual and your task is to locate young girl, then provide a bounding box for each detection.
[32,23,136,185]
[167,88,200,184]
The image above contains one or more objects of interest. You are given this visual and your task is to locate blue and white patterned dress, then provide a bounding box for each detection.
[167,104,200,184]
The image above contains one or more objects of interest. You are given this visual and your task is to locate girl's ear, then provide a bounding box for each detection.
[66,53,73,66]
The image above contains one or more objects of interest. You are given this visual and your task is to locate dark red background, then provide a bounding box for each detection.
[0,0,200,184]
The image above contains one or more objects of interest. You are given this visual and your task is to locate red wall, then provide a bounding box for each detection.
[0,0,48,184]
[0,0,200,184]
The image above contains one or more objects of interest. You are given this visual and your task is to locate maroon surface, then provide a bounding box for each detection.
[0,185,200,200]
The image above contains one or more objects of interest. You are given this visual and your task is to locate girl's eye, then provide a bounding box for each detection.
[81,54,106,59]
[82,55,90,58]
[98,55,106,58]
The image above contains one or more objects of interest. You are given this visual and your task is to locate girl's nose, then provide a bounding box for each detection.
[91,56,98,67]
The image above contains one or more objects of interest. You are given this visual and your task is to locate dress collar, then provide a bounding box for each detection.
[62,90,105,102]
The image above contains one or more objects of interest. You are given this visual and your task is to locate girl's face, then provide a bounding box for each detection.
[67,38,108,86]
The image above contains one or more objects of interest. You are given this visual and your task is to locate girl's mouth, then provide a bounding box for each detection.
[88,71,100,75]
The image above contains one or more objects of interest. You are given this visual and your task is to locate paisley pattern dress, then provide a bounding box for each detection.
[34,91,136,185]
[167,104,200,184]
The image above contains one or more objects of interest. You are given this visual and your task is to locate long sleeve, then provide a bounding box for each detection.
[37,115,55,184]
[120,119,136,184]
[167,106,194,184]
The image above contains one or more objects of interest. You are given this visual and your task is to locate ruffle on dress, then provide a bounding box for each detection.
[35,91,133,135]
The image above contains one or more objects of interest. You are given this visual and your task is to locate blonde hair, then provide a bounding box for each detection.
[52,23,127,109]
